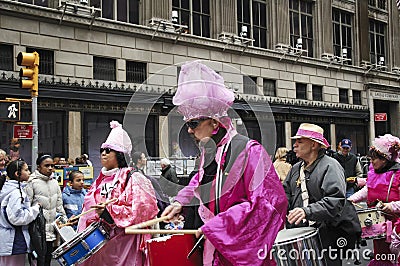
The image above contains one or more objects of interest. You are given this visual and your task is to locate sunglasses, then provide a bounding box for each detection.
[100,147,113,154]
[44,164,55,168]
[185,117,210,130]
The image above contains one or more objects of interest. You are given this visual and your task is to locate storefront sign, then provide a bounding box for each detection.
[371,91,400,101]
[13,124,33,139]
[374,113,387,121]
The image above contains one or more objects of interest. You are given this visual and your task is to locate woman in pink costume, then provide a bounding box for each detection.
[162,61,288,265]
[77,121,158,265]
[348,134,400,265]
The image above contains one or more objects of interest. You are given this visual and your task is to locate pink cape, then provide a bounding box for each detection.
[77,167,158,266]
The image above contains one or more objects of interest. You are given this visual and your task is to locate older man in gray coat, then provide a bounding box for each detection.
[284,123,361,266]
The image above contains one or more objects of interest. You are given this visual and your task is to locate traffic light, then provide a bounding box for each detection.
[17,52,39,97]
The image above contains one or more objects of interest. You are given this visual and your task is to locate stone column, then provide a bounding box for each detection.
[68,111,81,161]
[273,0,290,45]
[390,0,400,66]
[159,116,169,158]
[285,121,292,149]
[214,0,236,37]
[368,89,375,145]
[330,123,336,151]
[357,0,370,63]
[317,0,333,55]
[143,0,170,23]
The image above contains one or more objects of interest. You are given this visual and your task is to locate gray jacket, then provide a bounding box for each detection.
[284,152,346,224]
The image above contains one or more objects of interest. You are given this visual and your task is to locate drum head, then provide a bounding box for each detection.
[275,227,317,245]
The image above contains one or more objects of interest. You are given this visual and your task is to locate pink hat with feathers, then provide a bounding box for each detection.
[173,61,235,121]
[101,121,132,154]
[371,134,400,163]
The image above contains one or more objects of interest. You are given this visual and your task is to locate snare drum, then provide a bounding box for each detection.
[273,227,326,266]
[52,222,110,266]
[146,234,202,266]
[357,208,387,239]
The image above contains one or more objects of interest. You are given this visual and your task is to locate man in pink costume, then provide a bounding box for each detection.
[162,61,287,265]
[77,121,158,265]
[349,134,400,265]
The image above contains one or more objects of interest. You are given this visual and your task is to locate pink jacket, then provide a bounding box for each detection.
[348,164,400,212]
[77,167,158,266]
[176,127,287,265]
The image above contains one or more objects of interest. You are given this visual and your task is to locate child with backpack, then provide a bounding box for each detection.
[0,160,40,265]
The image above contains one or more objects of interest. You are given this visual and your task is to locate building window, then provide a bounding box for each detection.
[296,83,307,99]
[91,0,140,24]
[93,57,116,81]
[312,85,322,101]
[237,0,268,49]
[18,0,48,7]
[339,88,349,104]
[243,76,257,95]
[263,79,276,96]
[353,90,362,105]
[332,9,352,64]
[26,47,54,75]
[172,0,210,38]
[289,0,313,57]
[368,0,387,10]
[0,44,13,71]
[126,61,147,83]
[369,19,386,65]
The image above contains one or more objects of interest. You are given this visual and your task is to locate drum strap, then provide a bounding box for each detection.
[215,142,230,214]
[386,173,396,202]
[299,163,315,225]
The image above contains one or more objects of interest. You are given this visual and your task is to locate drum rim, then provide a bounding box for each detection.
[75,239,109,265]
[274,228,319,246]
[52,223,109,258]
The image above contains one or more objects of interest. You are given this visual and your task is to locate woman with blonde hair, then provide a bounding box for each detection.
[273,147,292,183]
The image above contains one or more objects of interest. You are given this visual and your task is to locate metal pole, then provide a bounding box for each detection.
[32,96,38,172]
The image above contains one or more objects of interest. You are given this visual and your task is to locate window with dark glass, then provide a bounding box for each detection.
[332,8,352,64]
[18,0,48,7]
[369,19,386,65]
[0,44,13,71]
[368,0,387,10]
[263,79,276,96]
[339,88,349,104]
[296,83,307,99]
[312,85,322,101]
[26,47,54,75]
[289,0,313,57]
[237,0,268,49]
[172,0,210,38]
[353,90,362,105]
[93,57,116,81]
[243,76,257,95]
[126,61,147,83]
[90,0,139,23]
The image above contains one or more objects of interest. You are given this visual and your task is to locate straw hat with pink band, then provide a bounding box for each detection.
[291,123,330,148]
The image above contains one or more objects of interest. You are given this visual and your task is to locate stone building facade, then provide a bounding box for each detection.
[0,0,399,172]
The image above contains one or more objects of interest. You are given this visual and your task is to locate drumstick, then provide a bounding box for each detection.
[352,202,364,209]
[129,216,170,229]
[125,229,199,235]
[69,198,118,221]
